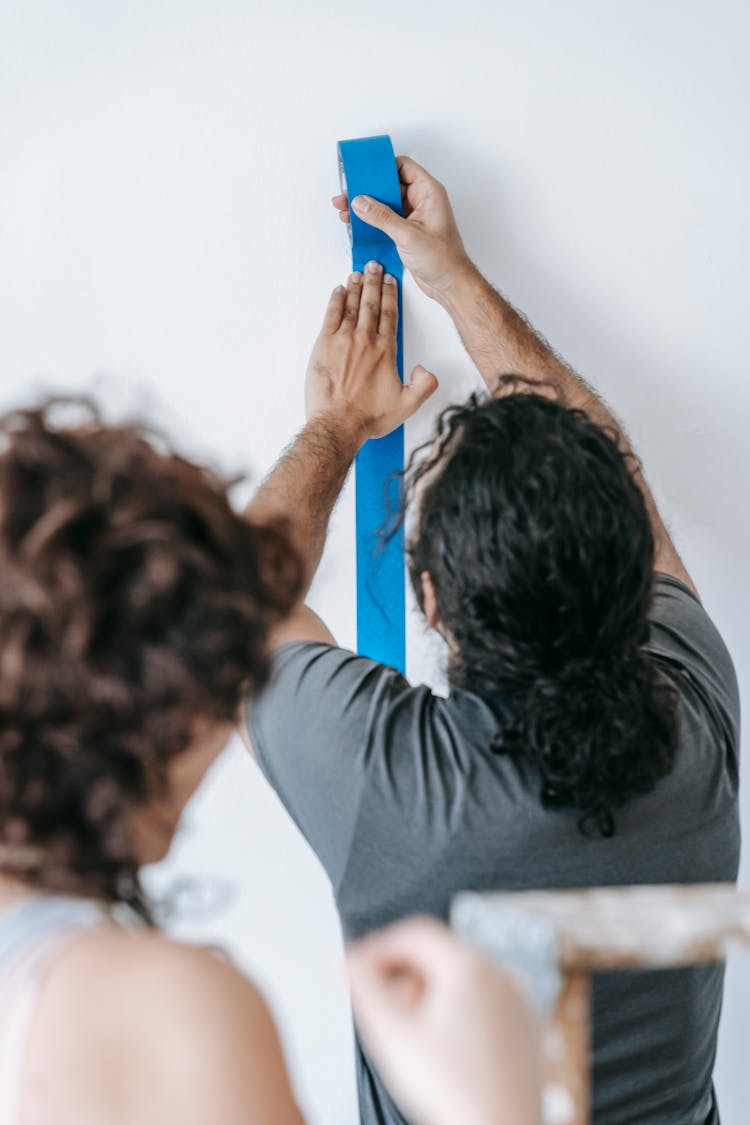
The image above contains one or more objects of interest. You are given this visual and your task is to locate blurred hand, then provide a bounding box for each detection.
[332,156,474,304]
[305,262,437,442]
[347,917,542,1125]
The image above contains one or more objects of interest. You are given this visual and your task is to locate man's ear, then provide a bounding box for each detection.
[420,571,441,631]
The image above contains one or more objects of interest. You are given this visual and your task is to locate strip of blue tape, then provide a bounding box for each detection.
[338,135,405,672]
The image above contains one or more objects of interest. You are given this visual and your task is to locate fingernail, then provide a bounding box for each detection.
[383,273,395,284]
[352,195,369,213]
[335,284,346,294]
[365,260,381,275]
[349,271,362,284]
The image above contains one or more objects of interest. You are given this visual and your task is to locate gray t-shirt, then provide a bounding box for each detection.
[247,574,740,1125]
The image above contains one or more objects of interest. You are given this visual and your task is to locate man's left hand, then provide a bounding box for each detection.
[306,261,437,444]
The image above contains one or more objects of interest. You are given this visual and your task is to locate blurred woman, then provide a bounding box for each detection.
[0,398,306,1124]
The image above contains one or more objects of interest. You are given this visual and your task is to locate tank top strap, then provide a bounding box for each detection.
[0,895,108,967]
[0,895,112,1125]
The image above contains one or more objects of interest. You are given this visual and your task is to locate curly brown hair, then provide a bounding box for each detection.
[0,398,302,917]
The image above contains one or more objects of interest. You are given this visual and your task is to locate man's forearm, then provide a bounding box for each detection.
[247,413,361,595]
[439,261,697,596]
[441,265,610,429]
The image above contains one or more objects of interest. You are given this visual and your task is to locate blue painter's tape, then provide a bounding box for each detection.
[337,135,405,672]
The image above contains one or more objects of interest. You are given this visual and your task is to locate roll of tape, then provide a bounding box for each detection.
[337,135,405,672]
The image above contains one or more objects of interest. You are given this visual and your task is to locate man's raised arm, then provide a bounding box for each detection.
[334,158,697,598]
[245,262,437,651]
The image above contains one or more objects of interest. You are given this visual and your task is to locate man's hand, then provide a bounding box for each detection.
[306,260,437,440]
[332,157,473,304]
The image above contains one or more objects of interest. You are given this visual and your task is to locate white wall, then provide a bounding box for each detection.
[1,1,747,1121]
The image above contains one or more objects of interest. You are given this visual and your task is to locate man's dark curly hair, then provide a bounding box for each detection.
[0,398,302,917]
[403,378,680,837]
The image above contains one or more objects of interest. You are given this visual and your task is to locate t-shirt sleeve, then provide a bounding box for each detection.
[244,641,411,890]
[645,573,740,781]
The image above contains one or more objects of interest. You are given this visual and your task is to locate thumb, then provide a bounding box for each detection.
[352,195,409,241]
[398,365,439,421]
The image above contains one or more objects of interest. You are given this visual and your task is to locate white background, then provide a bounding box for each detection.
[1,1,748,1121]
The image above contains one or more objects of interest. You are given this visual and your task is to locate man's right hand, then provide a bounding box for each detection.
[332,156,474,304]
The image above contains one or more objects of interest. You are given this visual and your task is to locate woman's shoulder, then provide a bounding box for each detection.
[37,923,265,1024]
[27,925,303,1124]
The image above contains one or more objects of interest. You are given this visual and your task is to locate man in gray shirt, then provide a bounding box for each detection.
[241,157,739,1124]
